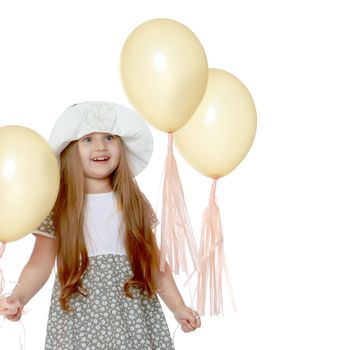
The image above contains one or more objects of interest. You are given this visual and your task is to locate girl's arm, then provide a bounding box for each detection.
[0,235,56,321]
[157,263,201,332]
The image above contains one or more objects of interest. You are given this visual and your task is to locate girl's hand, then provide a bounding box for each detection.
[0,293,23,321]
[173,305,201,333]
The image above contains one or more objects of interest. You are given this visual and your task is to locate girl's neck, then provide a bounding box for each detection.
[84,178,113,194]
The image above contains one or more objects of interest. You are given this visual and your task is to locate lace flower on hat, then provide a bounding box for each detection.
[83,102,118,131]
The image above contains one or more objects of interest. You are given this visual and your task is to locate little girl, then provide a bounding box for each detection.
[0,101,200,349]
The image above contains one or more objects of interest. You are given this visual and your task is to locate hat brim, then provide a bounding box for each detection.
[49,102,153,176]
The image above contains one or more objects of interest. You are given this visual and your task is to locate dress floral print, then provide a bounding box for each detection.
[35,213,175,350]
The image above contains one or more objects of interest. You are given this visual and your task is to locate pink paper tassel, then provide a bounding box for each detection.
[196,180,237,316]
[159,133,200,274]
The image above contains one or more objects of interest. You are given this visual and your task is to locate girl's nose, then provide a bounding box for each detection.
[95,139,106,151]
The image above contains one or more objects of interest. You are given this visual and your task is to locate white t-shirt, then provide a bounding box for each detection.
[33,191,127,257]
[83,191,126,257]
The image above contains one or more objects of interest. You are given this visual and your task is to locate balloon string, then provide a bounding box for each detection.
[172,268,200,348]
[0,244,26,350]
[210,179,217,200]
[0,243,5,259]
[154,137,200,346]
[168,132,174,155]
[0,243,5,295]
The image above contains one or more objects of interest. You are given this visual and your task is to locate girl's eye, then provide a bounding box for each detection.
[82,135,115,142]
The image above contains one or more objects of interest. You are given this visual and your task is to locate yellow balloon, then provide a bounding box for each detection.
[174,69,257,178]
[0,126,60,242]
[120,18,208,132]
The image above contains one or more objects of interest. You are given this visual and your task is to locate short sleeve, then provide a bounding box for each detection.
[32,211,56,239]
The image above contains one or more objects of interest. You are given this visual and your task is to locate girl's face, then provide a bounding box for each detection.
[77,132,121,181]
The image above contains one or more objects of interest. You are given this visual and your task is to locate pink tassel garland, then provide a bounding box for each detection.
[159,133,200,275]
[196,180,237,316]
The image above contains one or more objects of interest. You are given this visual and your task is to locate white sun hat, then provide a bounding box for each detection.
[49,101,153,176]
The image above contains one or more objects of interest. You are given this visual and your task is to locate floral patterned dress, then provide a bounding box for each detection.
[33,192,174,350]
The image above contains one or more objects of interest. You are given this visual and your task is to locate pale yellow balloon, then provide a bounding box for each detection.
[174,69,257,178]
[120,18,208,132]
[0,126,60,242]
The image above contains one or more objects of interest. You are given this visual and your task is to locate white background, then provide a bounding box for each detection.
[0,0,350,349]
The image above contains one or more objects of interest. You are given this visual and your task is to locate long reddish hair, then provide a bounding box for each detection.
[52,138,159,312]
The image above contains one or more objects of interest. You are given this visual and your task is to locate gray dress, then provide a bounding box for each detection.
[34,193,175,350]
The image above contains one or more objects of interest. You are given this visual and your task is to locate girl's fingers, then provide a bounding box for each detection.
[187,314,201,329]
[180,320,195,332]
[190,312,201,328]
[0,295,22,321]
[3,309,16,316]
[5,311,21,321]
[0,295,7,308]
[4,301,20,311]
[0,296,20,315]
[174,306,201,332]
